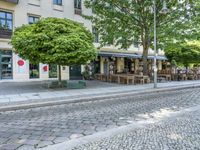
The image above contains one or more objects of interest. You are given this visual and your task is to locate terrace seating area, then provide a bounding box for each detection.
[95,73,150,85]
[94,68,200,85]
[92,52,200,85]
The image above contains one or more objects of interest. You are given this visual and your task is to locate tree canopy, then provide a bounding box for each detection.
[11,17,96,66]
[84,0,199,74]
[165,41,200,66]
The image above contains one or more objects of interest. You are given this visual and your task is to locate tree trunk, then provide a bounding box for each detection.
[58,65,62,87]
[142,45,149,75]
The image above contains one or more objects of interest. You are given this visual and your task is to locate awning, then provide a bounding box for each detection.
[98,51,141,59]
[98,51,168,60]
[148,55,168,60]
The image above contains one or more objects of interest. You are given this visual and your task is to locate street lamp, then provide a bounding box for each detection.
[153,0,168,88]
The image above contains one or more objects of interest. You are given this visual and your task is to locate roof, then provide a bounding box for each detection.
[98,51,168,60]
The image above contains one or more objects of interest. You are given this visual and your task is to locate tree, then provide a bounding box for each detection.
[84,0,199,75]
[165,41,200,66]
[11,17,96,85]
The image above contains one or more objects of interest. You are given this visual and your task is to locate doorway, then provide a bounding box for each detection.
[69,65,82,80]
[0,50,12,80]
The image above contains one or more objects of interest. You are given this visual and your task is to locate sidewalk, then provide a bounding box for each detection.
[0,80,200,110]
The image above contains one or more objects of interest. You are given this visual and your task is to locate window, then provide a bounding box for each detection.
[74,0,81,9]
[0,11,13,30]
[0,11,13,38]
[74,0,82,15]
[28,16,39,24]
[53,0,62,5]
[92,27,99,43]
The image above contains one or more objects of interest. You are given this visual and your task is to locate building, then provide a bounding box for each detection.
[0,0,93,81]
[0,0,168,81]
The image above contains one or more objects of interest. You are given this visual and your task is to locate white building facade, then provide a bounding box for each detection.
[0,0,92,81]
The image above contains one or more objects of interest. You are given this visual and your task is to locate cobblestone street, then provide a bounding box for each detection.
[72,106,200,150]
[0,87,200,150]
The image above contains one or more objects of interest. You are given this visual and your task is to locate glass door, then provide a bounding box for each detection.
[29,64,39,79]
[0,50,13,80]
[49,64,58,78]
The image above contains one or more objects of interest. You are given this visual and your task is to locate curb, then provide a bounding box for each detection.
[0,84,200,112]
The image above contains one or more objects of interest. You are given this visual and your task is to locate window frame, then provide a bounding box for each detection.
[53,0,62,6]
[0,10,13,31]
[74,0,82,10]
[28,15,40,24]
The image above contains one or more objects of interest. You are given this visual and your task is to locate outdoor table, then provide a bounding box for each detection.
[134,75,149,84]
[109,74,119,83]
[118,74,135,85]
[158,74,171,81]
[187,74,195,80]
[180,74,187,80]
[95,74,108,81]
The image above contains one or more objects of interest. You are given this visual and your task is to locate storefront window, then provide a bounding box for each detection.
[0,50,12,80]
[29,64,39,79]
[49,64,58,78]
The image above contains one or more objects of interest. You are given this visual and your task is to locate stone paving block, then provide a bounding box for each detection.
[0,138,8,144]
[36,141,53,148]
[70,134,84,139]
[53,137,69,144]
[16,144,35,150]
[40,136,56,141]
[21,139,40,146]
[0,143,22,150]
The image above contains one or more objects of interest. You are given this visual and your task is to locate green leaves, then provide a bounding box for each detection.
[165,41,200,65]
[11,17,96,66]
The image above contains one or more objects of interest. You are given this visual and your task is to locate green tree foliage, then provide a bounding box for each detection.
[165,41,200,66]
[84,0,199,74]
[11,17,96,84]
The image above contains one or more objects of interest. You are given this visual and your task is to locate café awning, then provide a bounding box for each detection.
[98,51,168,60]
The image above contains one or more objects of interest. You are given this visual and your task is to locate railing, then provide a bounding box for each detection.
[74,8,82,15]
[2,0,19,4]
[0,29,12,39]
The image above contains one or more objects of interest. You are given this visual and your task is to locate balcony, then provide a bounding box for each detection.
[74,8,82,15]
[0,28,12,39]
[2,0,19,4]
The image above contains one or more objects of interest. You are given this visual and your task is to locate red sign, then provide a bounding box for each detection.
[43,66,48,72]
[17,60,24,66]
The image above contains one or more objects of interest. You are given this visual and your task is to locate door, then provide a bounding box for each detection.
[49,64,58,78]
[0,50,13,80]
[29,64,39,79]
[70,65,82,80]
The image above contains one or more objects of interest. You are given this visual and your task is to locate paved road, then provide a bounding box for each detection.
[0,88,200,150]
[72,105,200,150]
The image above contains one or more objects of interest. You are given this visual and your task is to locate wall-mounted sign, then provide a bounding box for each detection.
[16,56,26,74]
[17,60,24,66]
[41,64,48,74]
[43,66,48,72]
